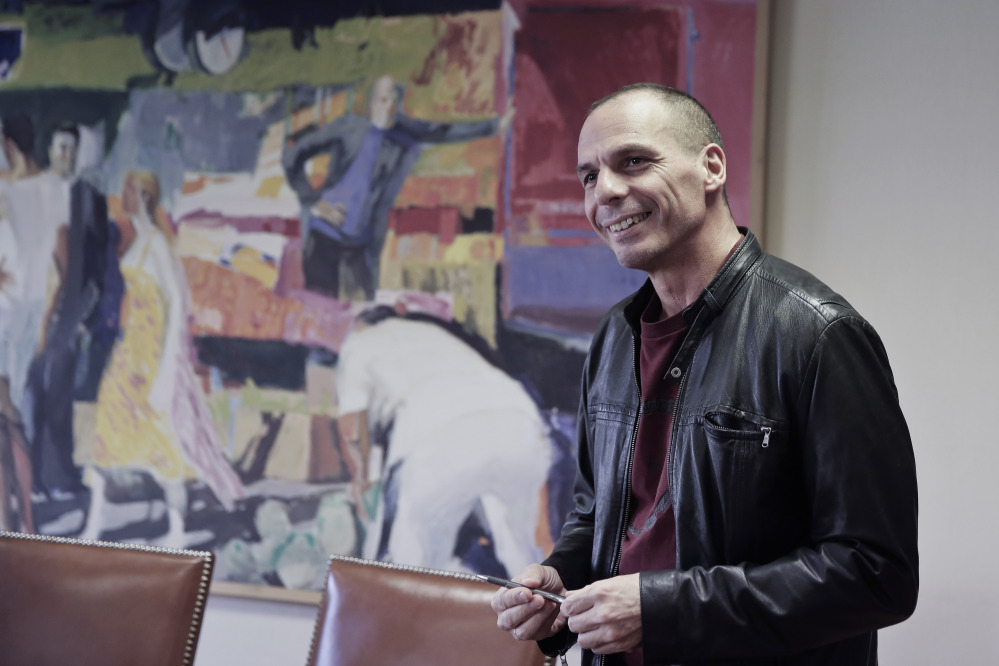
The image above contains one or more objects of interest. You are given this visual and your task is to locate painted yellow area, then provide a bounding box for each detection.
[442,232,504,263]
[255,175,286,199]
[229,246,279,289]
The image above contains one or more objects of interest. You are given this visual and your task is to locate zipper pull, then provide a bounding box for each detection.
[761,426,772,448]
[560,652,569,666]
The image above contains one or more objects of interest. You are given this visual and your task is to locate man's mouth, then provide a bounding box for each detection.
[607,212,650,233]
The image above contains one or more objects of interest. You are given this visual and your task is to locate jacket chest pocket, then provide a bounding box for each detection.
[587,403,637,485]
[703,409,779,451]
[678,407,802,562]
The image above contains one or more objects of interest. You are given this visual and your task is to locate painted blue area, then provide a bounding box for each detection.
[502,53,516,224]
[544,408,578,541]
[503,243,646,312]
[686,7,701,94]
[546,229,597,239]
[0,27,23,81]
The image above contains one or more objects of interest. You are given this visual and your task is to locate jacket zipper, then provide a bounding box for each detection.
[614,331,642,578]
[595,333,643,666]
[666,370,686,523]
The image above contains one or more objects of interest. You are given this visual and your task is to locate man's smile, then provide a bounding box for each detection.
[606,211,651,233]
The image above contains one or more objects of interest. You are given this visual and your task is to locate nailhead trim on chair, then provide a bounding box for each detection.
[305,554,498,665]
[0,530,214,666]
[326,553,487,583]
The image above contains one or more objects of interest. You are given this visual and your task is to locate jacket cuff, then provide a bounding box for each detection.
[542,553,588,593]
[538,626,577,657]
[639,569,681,659]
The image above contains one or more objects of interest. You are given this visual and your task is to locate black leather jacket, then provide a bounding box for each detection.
[543,230,918,665]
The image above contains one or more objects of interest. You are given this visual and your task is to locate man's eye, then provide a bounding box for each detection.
[583,173,597,185]
[628,157,645,166]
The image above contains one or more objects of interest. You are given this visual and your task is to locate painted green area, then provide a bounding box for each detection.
[1,6,154,89]
[4,6,501,110]
[19,4,124,43]
[240,380,310,415]
[9,34,151,89]
[175,17,447,93]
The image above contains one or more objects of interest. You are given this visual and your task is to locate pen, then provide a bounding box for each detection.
[476,574,566,603]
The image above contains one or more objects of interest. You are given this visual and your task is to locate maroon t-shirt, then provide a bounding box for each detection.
[620,296,688,576]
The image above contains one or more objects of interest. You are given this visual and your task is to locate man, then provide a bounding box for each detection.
[334,305,551,577]
[491,83,918,665]
[282,74,512,300]
[1,113,69,529]
[25,122,119,501]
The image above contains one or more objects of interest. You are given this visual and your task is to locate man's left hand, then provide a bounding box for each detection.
[561,573,642,655]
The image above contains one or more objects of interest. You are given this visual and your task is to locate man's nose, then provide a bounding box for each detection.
[594,170,627,203]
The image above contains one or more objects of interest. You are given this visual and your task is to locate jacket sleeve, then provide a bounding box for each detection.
[641,315,919,661]
[543,340,602,585]
[536,356,600,657]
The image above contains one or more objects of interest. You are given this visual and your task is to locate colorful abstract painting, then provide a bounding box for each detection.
[0,0,763,599]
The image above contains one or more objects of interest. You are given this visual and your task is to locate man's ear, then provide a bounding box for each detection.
[702,143,727,194]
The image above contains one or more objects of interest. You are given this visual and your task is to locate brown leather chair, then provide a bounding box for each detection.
[306,555,552,666]
[0,530,214,666]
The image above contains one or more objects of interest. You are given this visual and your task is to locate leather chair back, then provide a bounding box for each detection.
[0,530,214,666]
[306,555,550,666]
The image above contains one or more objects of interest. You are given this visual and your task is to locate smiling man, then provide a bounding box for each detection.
[491,83,918,666]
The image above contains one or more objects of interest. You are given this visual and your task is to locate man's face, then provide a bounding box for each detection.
[577,92,712,274]
[369,77,398,129]
[48,131,78,178]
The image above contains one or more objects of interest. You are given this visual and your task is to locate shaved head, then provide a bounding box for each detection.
[588,83,724,156]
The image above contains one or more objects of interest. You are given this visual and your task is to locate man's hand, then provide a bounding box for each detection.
[311,201,347,226]
[561,573,642,655]
[491,564,567,642]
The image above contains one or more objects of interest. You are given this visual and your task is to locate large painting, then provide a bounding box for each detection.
[0,0,766,602]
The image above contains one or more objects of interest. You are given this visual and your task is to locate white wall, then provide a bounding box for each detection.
[196,594,317,666]
[195,2,999,663]
[767,0,999,663]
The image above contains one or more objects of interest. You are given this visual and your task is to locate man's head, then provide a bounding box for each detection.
[369,75,401,130]
[588,83,726,158]
[48,123,79,179]
[576,83,732,275]
[1,113,36,170]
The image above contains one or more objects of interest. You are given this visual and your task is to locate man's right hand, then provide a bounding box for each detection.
[491,564,568,642]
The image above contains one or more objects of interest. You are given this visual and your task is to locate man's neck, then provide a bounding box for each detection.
[648,221,743,320]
